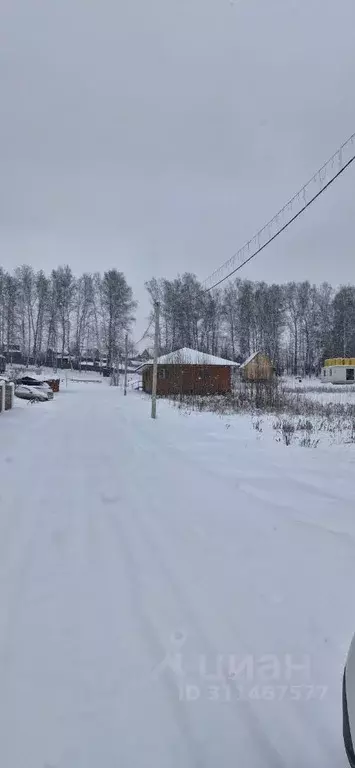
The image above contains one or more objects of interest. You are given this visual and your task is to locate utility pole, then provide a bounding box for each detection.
[151,301,160,419]
[344,323,347,358]
[111,354,119,386]
[124,333,128,396]
[343,294,347,358]
[116,355,120,387]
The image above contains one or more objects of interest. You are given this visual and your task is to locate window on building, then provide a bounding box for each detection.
[158,367,167,379]
[346,368,354,381]
[323,369,326,377]
[329,368,332,376]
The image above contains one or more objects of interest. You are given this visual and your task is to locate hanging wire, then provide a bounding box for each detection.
[203,130,355,292]
[135,316,154,345]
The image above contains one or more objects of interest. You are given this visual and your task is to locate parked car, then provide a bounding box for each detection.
[15,375,56,396]
[15,383,53,402]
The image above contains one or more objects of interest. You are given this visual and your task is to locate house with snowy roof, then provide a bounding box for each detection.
[138,347,239,396]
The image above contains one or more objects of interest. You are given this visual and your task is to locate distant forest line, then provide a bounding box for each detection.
[1,265,354,374]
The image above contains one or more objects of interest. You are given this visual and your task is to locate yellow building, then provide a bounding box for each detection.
[322,358,355,384]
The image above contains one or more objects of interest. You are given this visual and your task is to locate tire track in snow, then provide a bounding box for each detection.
[143,502,342,767]
[130,498,299,767]
[105,475,286,768]
[105,503,207,768]
[0,496,47,671]
[114,414,342,766]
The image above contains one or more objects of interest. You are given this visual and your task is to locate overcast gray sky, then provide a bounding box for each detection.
[1,0,354,337]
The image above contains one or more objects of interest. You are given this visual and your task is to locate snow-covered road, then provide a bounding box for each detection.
[0,382,353,767]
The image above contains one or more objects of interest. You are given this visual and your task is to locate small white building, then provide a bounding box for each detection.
[322,358,355,384]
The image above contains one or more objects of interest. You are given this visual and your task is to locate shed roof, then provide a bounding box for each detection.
[138,347,239,368]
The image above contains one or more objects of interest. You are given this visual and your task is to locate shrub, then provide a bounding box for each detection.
[170,379,355,446]
[273,418,295,446]
[299,434,320,448]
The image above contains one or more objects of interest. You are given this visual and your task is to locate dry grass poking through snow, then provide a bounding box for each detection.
[170,379,355,447]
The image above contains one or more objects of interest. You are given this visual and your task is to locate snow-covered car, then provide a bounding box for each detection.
[343,635,355,766]
[14,375,54,401]
[16,375,46,387]
[38,382,54,399]
[15,385,50,402]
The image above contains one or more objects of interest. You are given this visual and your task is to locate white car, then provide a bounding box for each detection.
[15,385,50,402]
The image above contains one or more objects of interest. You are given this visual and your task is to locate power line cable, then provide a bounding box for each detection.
[135,315,154,346]
[203,131,355,292]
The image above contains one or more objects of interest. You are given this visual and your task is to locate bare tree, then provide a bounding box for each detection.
[15,265,37,364]
[51,266,76,364]
[33,271,50,363]
[0,268,6,349]
[332,286,355,358]
[101,270,136,366]
[223,283,239,359]
[75,273,96,363]
[4,273,19,356]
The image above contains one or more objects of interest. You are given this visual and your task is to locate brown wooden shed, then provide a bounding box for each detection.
[140,348,239,396]
[239,352,274,382]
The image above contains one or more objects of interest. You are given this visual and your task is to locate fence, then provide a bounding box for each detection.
[0,381,15,413]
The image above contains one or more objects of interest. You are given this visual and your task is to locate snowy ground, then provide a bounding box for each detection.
[304,390,355,406]
[284,375,355,404]
[0,380,354,767]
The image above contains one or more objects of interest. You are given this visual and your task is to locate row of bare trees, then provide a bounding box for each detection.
[0,266,136,366]
[2,263,354,375]
[146,274,355,375]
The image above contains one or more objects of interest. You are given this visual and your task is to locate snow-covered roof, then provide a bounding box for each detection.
[139,347,239,368]
[239,352,260,369]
